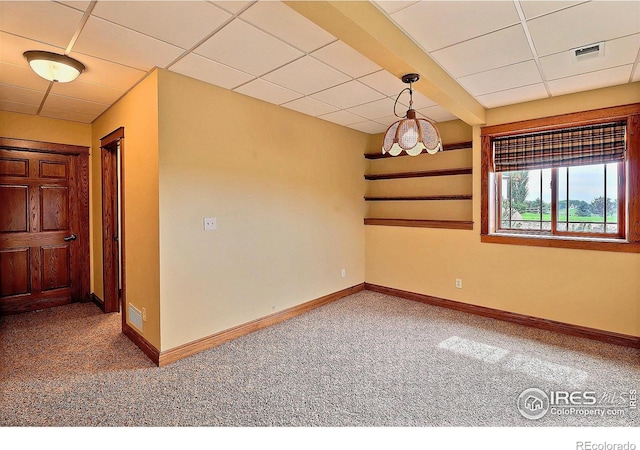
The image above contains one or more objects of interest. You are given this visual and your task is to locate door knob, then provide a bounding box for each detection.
[63,234,77,241]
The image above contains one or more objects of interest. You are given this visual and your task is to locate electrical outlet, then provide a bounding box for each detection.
[142,307,147,321]
[455,279,463,289]
[272,305,276,311]
[204,217,217,231]
[341,268,346,278]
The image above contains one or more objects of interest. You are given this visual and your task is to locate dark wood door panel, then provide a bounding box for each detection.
[0,185,28,232]
[0,141,89,315]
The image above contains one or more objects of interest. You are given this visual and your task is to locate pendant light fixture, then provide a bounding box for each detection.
[23,51,85,83]
[382,73,442,156]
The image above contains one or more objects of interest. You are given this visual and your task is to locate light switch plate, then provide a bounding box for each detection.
[204,217,217,231]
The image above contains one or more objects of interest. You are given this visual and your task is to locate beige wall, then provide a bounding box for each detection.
[0,110,91,146]
[91,71,161,349]
[366,83,640,337]
[157,69,368,350]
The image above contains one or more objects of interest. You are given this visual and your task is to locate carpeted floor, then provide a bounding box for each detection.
[0,290,638,427]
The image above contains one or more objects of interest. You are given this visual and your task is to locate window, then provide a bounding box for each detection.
[481,104,640,252]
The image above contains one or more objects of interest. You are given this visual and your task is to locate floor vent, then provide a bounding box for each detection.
[128,303,143,332]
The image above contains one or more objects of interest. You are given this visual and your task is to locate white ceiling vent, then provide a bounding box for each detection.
[572,42,605,62]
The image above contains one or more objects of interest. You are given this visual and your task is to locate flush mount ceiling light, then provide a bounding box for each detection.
[23,50,85,83]
[382,73,442,157]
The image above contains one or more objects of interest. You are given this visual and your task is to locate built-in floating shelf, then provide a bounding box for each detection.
[364,141,472,159]
[365,167,472,180]
[365,195,472,201]
[364,218,474,230]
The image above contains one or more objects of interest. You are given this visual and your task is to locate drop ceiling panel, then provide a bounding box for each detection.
[527,1,640,57]
[0,1,83,48]
[358,70,407,97]
[57,1,91,12]
[51,80,125,106]
[374,1,419,15]
[0,98,38,115]
[240,1,336,53]
[475,83,548,108]
[169,53,254,90]
[346,98,398,121]
[417,105,458,122]
[91,1,232,50]
[194,19,303,77]
[634,64,640,82]
[539,34,640,81]
[311,41,382,78]
[234,78,303,105]
[0,83,44,106]
[349,121,388,134]
[263,56,350,95]
[210,1,253,14]
[458,60,543,96]
[44,93,110,117]
[281,96,338,117]
[0,62,50,91]
[310,80,385,109]
[389,1,520,52]
[38,105,96,123]
[0,32,64,67]
[431,25,533,78]
[73,16,185,71]
[519,1,586,19]
[318,110,366,126]
[68,51,147,91]
[547,64,634,97]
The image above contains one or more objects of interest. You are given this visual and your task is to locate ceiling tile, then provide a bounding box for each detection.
[311,41,381,78]
[194,19,303,76]
[169,53,254,90]
[527,1,640,57]
[358,70,406,97]
[280,96,338,117]
[91,1,232,50]
[0,1,83,48]
[0,31,64,67]
[0,83,45,106]
[210,1,253,14]
[263,56,350,95]
[348,121,388,134]
[310,81,385,109]
[240,1,335,53]
[374,1,419,15]
[398,89,437,109]
[390,1,520,52]
[547,65,633,97]
[38,106,96,123]
[634,64,640,83]
[416,106,459,123]
[68,51,147,91]
[234,78,302,105]
[50,79,124,105]
[0,62,50,91]
[539,34,640,81]
[0,98,38,115]
[57,1,92,12]
[476,83,549,108]
[458,60,543,96]
[73,16,184,71]
[431,25,533,78]
[346,98,398,120]
[519,1,586,19]
[44,93,109,117]
[318,110,366,126]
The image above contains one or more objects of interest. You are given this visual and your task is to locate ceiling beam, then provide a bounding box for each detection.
[285,0,486,126]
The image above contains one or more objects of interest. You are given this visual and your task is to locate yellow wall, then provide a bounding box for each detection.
[91,71,161,349]
[366,83,640,337]
[157,69,368,350]
[0,110,91,147]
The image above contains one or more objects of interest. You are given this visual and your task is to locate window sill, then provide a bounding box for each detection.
[482,233,640,253]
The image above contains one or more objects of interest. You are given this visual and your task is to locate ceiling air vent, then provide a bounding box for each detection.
[572,42,604,61]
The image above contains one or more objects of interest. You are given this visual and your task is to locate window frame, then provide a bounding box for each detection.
[481,104,640,253]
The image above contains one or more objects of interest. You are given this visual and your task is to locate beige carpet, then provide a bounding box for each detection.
[1,290,638,427]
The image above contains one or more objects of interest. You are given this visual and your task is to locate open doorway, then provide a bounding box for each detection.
[100,128,125,315]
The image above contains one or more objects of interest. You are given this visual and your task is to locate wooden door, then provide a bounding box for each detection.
[0,138,89,314]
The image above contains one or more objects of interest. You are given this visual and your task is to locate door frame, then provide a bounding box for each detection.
[0,137,90,307]
[99,128,125,315]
